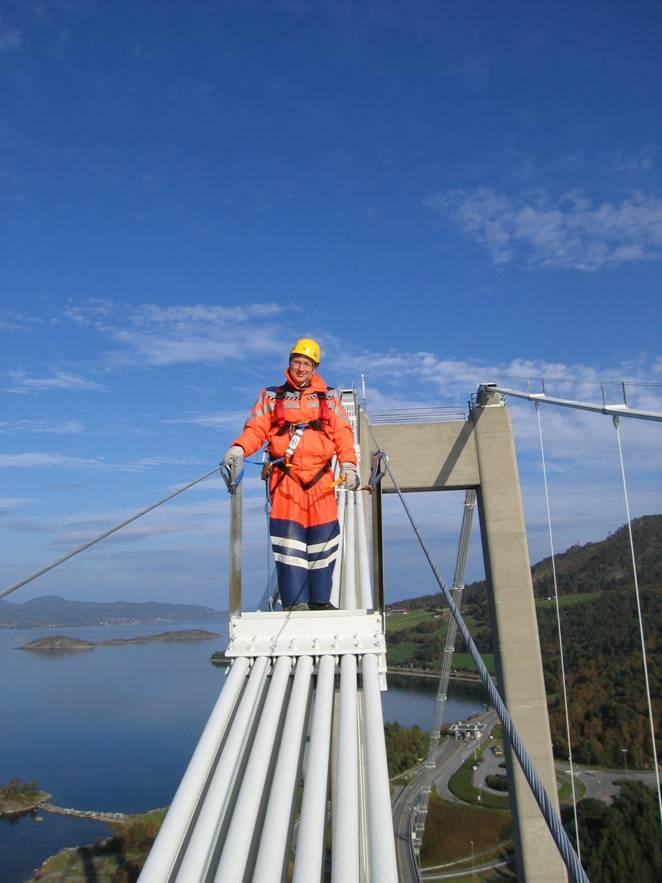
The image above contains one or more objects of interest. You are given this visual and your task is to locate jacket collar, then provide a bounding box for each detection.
[284,369,327,392]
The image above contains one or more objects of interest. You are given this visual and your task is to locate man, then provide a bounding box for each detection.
[223,337,359,610]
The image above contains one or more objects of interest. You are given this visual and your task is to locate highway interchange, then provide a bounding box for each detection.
[390,710,658,882]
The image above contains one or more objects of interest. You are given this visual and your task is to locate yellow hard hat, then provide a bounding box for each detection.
[290,337,321,365]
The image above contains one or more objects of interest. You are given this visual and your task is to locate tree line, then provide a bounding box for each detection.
[387,515,661,768]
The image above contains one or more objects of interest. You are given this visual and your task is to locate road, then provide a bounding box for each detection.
[556,764,658,803]
[392,711,499,883]
[421,857,513,880]
[391,710,659,881]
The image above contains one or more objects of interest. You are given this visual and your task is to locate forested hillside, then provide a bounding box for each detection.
[388,515,661,768]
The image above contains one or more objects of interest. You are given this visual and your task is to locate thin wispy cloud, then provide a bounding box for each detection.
[162,410,247,429]
[0,452,206,472]
[0,419,85,434]
[425,187,662,270]
[62,299,296,367]
[0,452,106,470]
[6,370,108,394]
[338,348,662,405]
[335,348,662,485]
[0,310,43,331]
[0,497,34,516]
[4,492,269,548]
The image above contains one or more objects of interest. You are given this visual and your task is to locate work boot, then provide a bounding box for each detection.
[287,602,309,611]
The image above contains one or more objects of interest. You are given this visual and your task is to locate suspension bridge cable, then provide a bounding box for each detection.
[612,416,662,823]
[367,426,591,883]
[0,466,220,601]
[535,402,582,859]
[413,489,477,853]
[489,384,662,423]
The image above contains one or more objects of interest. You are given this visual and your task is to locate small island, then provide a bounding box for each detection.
[18,629,220,652]
[0,778,50,818]
[18,636,95,652]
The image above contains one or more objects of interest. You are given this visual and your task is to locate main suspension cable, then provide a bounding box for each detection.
[612,416,662,822]
[367,425,590,883]
[535,402,581,858]
[1,467,220,601]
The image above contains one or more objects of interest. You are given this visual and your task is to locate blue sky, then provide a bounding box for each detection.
[1,0,660,609]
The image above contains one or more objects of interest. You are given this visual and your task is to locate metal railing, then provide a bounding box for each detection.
[369,407,467,424]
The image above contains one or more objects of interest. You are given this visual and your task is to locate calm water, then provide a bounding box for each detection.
[0,621,485,882]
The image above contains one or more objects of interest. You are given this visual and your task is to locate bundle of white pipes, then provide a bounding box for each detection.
[331,484,373,611]
[138,649,396,883]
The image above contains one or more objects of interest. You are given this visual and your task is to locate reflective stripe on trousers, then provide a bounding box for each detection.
[270,517,340,606]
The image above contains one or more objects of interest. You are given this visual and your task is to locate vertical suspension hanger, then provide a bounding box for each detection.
[612,414,662,823]
[535,401,582,860]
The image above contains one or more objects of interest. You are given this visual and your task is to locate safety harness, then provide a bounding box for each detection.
[262,384,334,496]
[273,385,331,436]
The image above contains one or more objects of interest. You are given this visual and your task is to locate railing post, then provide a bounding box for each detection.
[229,481,243,616]
[371,470,384,614]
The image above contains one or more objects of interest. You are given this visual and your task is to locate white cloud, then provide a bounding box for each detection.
[0,419,85,434]
[336,348,662,411]
[0,452,106,469]
[0,310,43,331]
[425,187,662,270]
[0,452,206,472]
[0,497,34,515]
[61,299,297,368]
[162,410,247,429]
[4,490,268,550]
[6,370,108,393]
[131,303,288,324]
[335,348,662,518]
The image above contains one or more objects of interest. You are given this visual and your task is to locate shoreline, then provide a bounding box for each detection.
[18,629,220,653]
[0,791,51,819]
[211,654,488,686]
[387,667,490,685]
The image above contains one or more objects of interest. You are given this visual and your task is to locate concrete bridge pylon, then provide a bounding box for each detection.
[367,385,568,883]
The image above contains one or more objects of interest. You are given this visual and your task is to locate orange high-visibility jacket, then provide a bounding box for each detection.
[232,371,357,486]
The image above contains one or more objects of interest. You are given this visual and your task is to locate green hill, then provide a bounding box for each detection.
[388,515,661,769]
[0,595,224,628]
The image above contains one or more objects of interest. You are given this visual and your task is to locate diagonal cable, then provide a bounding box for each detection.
[1,467,220,601]
[612,416,662,822]
[535,401,582,859]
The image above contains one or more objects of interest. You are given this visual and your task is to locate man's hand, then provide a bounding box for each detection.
[222,445,244,477]
[341,463,360,491]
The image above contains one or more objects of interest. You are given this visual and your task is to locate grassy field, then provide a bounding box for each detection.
[451,652,496,675]
[536,591,602,609]
[420,791,512,867]
[448,751,511,810]
[383,606,500,678]
[556,769,587,804]
[386,640,428,666]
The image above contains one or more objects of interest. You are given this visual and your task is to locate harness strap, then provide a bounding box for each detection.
[284,424,306,459]
[273,385,331,434]
[273,458,334,492]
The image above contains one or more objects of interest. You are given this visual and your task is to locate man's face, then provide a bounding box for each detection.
[289,355,316,385]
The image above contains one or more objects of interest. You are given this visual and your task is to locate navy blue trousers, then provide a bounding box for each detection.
[270,517,340,607]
